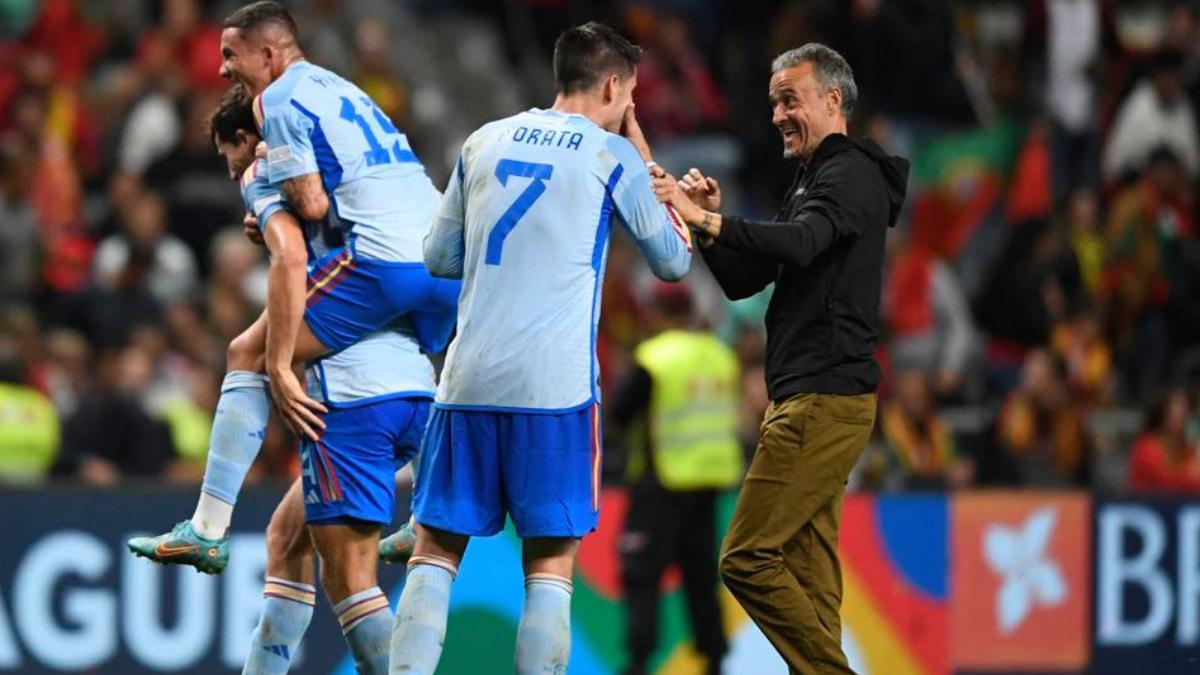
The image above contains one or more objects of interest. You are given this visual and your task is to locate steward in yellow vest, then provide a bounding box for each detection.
[608,282,742,675]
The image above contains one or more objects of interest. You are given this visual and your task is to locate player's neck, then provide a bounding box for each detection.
[274,49,307,78]
[551,93,604,128]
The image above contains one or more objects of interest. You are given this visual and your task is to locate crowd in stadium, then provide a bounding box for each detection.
[1,0,1199,495]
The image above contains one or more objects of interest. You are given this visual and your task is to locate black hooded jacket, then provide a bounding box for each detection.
[702,133,909,400]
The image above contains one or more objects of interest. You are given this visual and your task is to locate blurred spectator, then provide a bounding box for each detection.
[996,349,1090,486]
[53,343,176,485]
[884,238,980,401]
[976,217,1085,394]
[1024,0,1118,202]
[844,0,975,124]
[1103,49,1199,182]
[874,370,972,490]
[1065,188,1105,294]
[206,228,267,343]
[144,90,241,271]
[1128,388,1200,492]
[1051,304,1113,404]
[93,189,198,304]
[117,27,185,177]
[353,19,412,133]
[628,5,739,194]
[0,334,60,485]
[1102,145,1192,401]
[0,138,39,306]
[136,0,224,92]
[628,7,727,141]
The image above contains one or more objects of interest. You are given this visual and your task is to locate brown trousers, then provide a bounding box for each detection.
[719,392,876,675]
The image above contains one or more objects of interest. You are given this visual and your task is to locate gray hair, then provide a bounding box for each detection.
[772,43,857,117]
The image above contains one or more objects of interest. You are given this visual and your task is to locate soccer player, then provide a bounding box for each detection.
[204,90,432,675]
[388,23,691,674]
[128,0,457,571]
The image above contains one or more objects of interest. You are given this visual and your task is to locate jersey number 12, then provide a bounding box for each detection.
[486,159,553,265]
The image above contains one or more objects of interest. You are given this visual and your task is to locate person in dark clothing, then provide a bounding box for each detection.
[608,282,741,675]
[656,43,908,674]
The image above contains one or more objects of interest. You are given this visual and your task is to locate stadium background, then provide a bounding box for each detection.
[2,0,1200,673]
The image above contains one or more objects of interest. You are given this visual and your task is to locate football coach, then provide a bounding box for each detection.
[656,43,909,673]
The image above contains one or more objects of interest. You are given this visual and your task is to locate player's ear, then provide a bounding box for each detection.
[827,86,842,117]
[601,73,619,105]
[236,129,253,147]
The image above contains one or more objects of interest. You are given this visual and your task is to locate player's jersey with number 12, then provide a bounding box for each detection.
[259,60,440,263]
[426,108,692,413]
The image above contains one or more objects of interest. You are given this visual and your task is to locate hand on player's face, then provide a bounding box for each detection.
[679,168,721,211]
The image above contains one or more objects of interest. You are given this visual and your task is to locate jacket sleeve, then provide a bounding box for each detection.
[700,243,777,300]
[718,157,883,268]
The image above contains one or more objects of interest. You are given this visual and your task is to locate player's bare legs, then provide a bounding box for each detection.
[245,480,317,675]
[310,523,392,674]
[389,524,467,675]
[517,538,578,674]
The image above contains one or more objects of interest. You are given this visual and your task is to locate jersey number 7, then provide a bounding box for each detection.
[486,159,554,265]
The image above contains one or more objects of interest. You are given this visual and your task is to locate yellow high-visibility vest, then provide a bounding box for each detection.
[0,383,59,483]
[634,329,743,490]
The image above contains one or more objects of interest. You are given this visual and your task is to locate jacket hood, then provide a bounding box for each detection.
[847,137,909,227]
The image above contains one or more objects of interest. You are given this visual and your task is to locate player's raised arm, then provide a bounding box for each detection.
[260,95,331,222]
[606,135,692,281]
[424,154,467,279]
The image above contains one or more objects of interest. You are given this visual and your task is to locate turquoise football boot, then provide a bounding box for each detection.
[127,520,230,574]
[378,520,417,565]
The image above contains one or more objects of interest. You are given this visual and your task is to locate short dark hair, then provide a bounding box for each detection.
[209,87,258,147]
[553,22,642,95]
[222,1,298,41]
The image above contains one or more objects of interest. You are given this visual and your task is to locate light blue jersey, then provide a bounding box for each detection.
[239,159,435,407]
[425,108,692,412]
[259,61,441,263]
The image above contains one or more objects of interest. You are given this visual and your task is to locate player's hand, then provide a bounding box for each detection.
[620,104,653,163]
[654,174,704,223]
[679,168,721,211]
[243,213,265,246]
[651,174,679,203]
[267,367,327,441]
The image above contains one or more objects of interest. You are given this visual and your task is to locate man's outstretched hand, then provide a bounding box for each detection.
[679,167,721,211]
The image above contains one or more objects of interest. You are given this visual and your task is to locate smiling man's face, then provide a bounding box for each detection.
[219,27,272,97]
[769,62,840,161]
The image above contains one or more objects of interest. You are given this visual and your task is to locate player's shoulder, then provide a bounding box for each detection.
[261,61,342,113]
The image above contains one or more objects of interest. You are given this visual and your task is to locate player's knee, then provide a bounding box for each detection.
[265,510,308,566]
[226,332,263,372]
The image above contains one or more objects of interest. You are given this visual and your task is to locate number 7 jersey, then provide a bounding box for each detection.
[258,60,440,262]
[426,108,692,412]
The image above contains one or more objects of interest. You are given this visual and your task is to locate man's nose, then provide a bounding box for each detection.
[771,105,787,126]
[219,64,231,80]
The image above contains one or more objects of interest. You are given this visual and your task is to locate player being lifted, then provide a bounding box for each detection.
[201,89,430,675]
[128,0,457,573]
[387,22,691,675]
